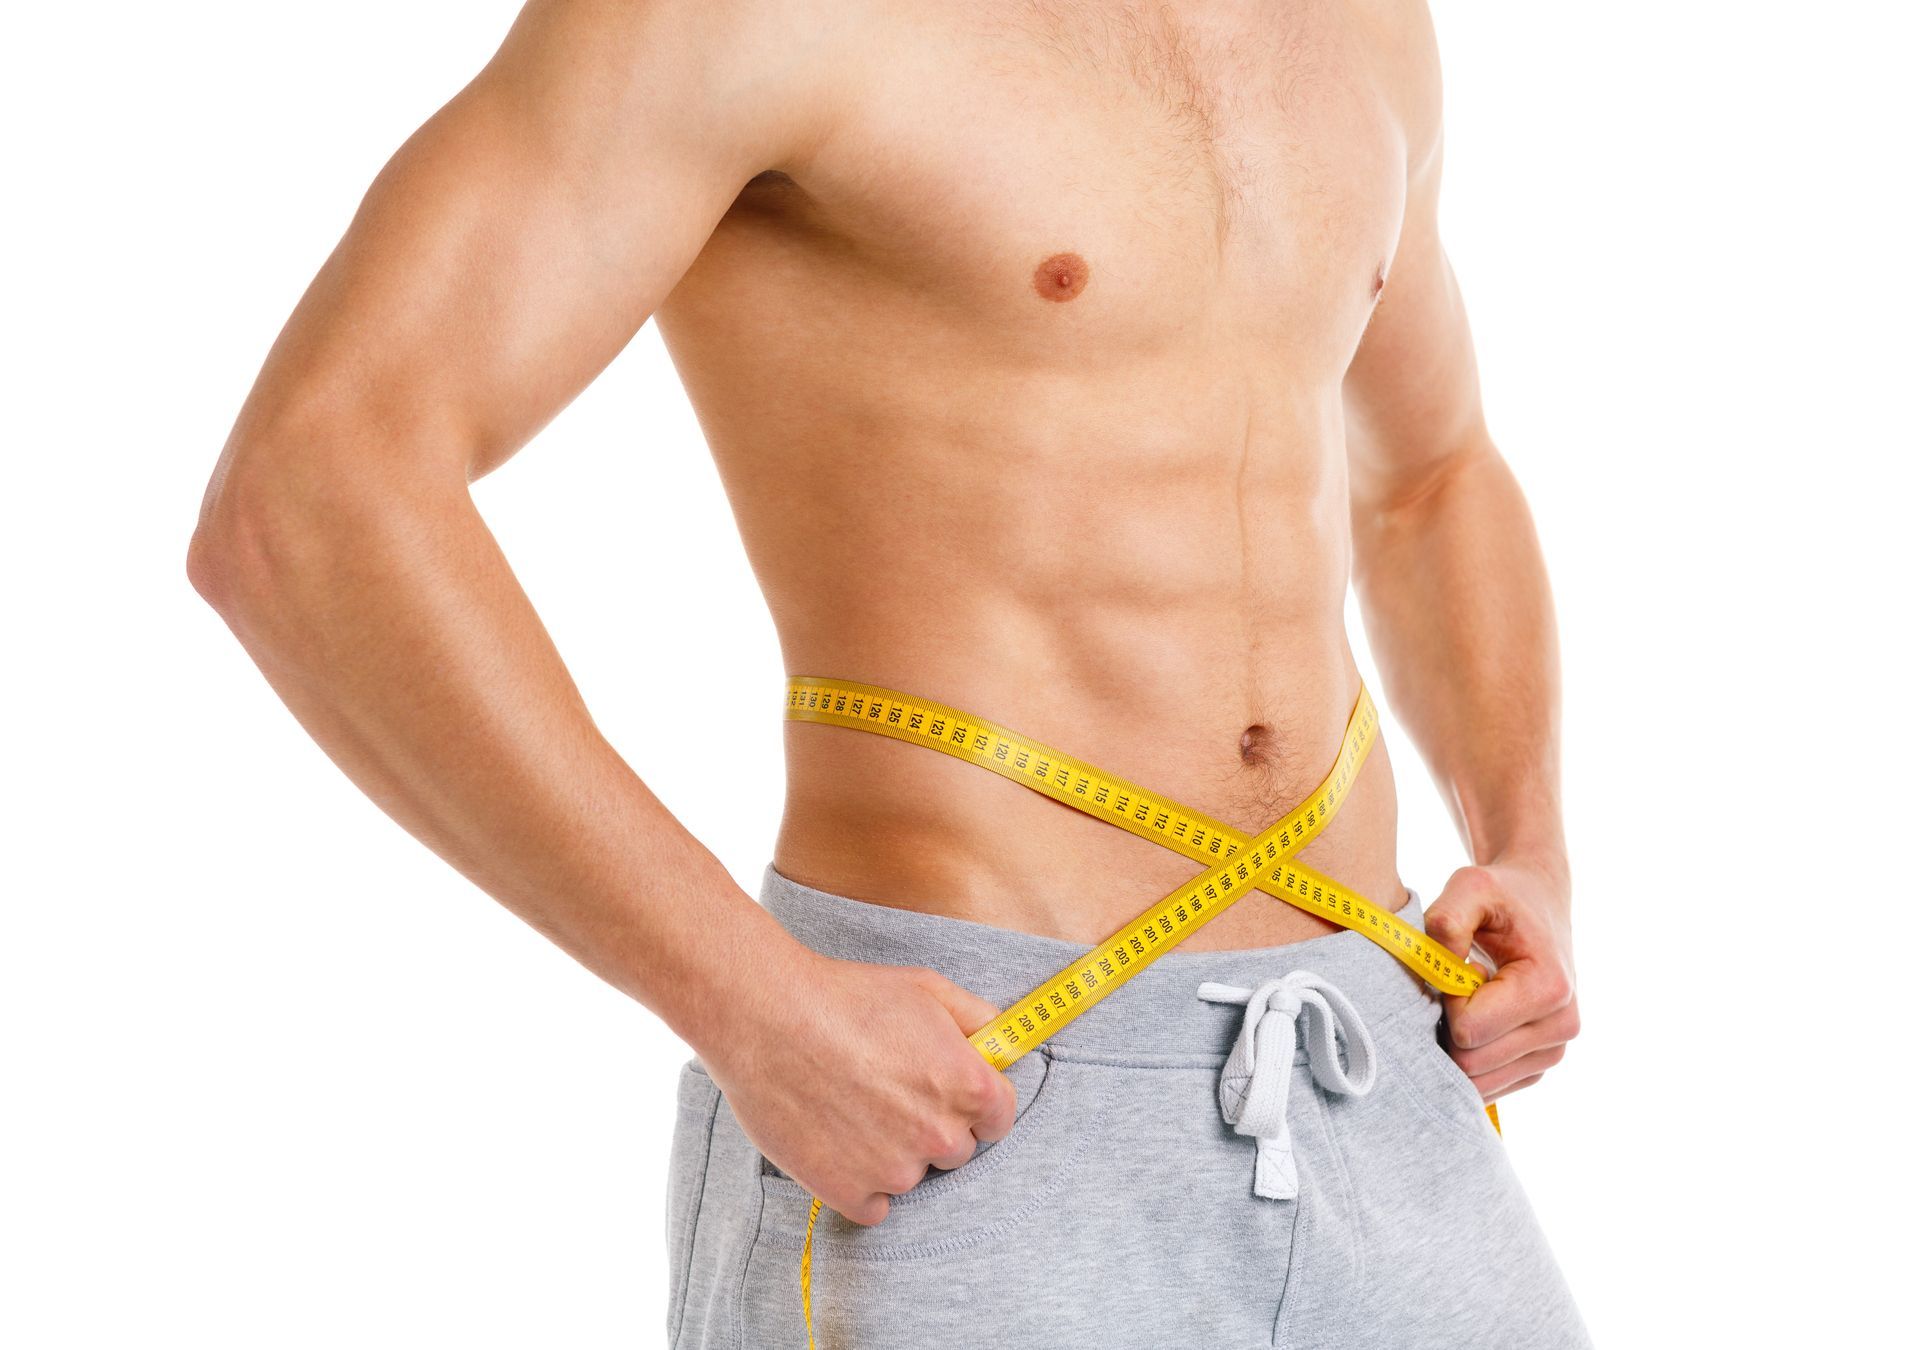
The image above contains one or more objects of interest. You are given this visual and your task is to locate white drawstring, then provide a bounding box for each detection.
[1196,972,1378,1200]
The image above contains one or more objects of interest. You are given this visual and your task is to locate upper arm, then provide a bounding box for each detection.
[1343,88,1494,515]
[218,0,842,489]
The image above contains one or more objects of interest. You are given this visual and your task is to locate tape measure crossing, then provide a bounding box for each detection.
[781,675,1496,1349]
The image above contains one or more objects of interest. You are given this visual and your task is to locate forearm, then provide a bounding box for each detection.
[1350,443,1567,889]
[187,447,797,1057]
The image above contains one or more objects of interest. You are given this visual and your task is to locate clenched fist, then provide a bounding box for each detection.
[698,951,1018,1225]
[1423,857,1580,1103]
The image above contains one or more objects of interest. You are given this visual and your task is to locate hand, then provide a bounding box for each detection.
[696,949,1018,1226]
[1422,857,1578,1103]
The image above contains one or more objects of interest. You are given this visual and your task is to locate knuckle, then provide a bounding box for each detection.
[1538,967,1574,1007]
[1563,1004,1583,1040]
[850,1195,889,1227]
[911,1118,950,1157]
[972,1096,1013,1144]
[959,1063,992,1105]
[916,1118,969,1162]
[1453,865,1496,901]
[826,1185,878,1226]
[965,1063,1006,1114]
[936,1126,974,1161]
[1542,1043,1567,1068]
[881,1160,926,1195]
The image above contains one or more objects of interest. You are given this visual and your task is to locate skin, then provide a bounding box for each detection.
[189,0,1577,1230]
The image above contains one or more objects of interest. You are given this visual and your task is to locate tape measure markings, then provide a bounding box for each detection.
[782,675,1496,1348]
[786,676,1481,1071]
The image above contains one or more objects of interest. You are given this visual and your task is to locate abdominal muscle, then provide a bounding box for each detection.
[633,0,1424,952]
[768,631,1409,954]
[701,380,1412,953]
[658,187,1411,952]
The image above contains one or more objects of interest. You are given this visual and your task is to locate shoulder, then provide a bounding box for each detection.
[1348,0,1445,180]
[476,0,872,174]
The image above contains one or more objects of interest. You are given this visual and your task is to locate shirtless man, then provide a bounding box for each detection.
[188,0,1590,1344]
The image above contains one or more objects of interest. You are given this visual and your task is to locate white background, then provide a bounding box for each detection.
[5,3,1915,1345]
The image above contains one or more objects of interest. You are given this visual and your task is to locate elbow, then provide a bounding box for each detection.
[1351,433,1502,530]
[186,418,375,626]
[187,467,275,622]
[188,395,471,628]
[186,481,259,619]
[184,435,343,627]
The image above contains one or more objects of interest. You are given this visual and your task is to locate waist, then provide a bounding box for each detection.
[757,862,1435,1058]
[772,661,1407,946]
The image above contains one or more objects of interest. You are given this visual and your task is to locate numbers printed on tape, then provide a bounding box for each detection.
[786,675,1482,1074]
[782,674,1494,1349]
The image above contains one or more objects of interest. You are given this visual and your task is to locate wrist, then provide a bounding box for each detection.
[1466,805,1568,896]
[656,903,823,1064]
[1457,771,1566,895]
[1486,845,1571,906]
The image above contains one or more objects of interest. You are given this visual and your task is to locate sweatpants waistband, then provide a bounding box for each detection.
[757,863,1441,1060]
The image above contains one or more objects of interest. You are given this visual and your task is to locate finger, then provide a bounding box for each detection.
[1447,958,1574,1051]
[1468,1043,1566,1100]
[928,1128,980,1172]
[965,1062,1018,1143]
[1437,958,1495,1025]
[839,1192,891,1227]
[877,1156,930,1198]
[1424,869,1503,1024]
[915,968,1005,1037]
[906,969,1021,1137]
[1423,871,1499,966]
[1485,1072,1546,1104]
[1450,1002,1579,1079]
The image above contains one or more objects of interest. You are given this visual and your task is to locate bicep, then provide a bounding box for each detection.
[1343,147,1493,512]
[230,0,825,482]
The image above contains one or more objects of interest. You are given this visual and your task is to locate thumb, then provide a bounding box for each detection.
[1423,867,1499,960]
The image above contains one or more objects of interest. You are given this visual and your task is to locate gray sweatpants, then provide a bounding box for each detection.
[665,865,1591,1349]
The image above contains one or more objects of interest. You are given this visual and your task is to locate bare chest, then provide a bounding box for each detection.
[739,0,1417,367]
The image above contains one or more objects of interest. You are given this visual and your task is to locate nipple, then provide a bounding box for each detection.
[1033,252,1090,302]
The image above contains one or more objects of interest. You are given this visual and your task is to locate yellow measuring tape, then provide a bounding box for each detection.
[783,675,1496,1347]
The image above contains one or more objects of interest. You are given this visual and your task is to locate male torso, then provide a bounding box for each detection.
[654,0,1438,946]
[193,7,1588,1334]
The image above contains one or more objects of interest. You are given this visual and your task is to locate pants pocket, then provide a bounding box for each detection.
[736,1048,1100,1349]
[751,1047,1081,1262]
[665,1058,722,1347]
[1373,997,1501,1151]
[736,1052,1295,1350]
[1309,1004,1593,1349]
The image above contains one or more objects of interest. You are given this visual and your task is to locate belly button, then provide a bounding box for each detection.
[1239,723,1272,764]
